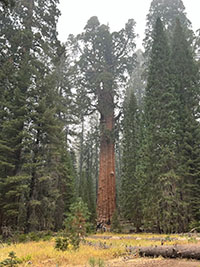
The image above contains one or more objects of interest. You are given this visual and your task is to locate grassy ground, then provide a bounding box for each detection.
[0,233,199,266]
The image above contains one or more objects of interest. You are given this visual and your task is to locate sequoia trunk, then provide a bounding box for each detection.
[97,112,116,226]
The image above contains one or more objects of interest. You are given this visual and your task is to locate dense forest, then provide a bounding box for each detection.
[0,0,200,235]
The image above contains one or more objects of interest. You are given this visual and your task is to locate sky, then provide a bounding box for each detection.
[57,0,200,48]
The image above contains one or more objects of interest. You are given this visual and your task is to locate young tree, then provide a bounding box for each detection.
[77,115,99,223]
[55,198,91,251]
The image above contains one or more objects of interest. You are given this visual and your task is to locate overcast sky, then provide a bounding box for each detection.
[57,0,200,48]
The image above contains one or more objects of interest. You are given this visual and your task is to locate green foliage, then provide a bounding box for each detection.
[70,15,136,126]
[189,221,200,233]
[55,237,69,251]
[24,232,50,242]
[128,16,200,233]
[144,0,193,58]
[128,49,146,109]
[110,211,122,233]
[138,18,184,233]
[0,0,199,237]
[0,251,22,267]
[2,231,53,244]
[120,91,144,231]
[170,20,200,229]
[0,0,76,233]
[77,117,99,225]
[55,198,91,251]
[71,17,136,225]
[88,257,105,267]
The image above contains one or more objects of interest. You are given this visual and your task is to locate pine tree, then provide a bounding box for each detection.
[128,50,146,109]
[195,29,200,61]
[79,117,99,223]
[0,0,76,232]
[171,20,200,230]
[143,18,181,233]
[0,0,34,229]
[144,0,193,57]
[120,92,143,231]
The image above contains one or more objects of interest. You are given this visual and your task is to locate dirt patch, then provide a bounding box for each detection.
[107,257,200,267]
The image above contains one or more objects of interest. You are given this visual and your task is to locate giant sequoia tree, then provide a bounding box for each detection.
[71,16,136,225]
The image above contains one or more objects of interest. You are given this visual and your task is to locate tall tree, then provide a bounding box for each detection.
[142,18,181,233]
[120,92,143,231]
[70,16,136,226]
[0,0,76,232]
[171,20,200,230]
[195,29,200,62]
[128,50,146,109]
[0,0,35,229]
[74,112,99,223]
[144,0,193,60]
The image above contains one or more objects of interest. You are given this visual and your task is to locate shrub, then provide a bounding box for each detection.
[0,251,22,267]
[55,237,69,251]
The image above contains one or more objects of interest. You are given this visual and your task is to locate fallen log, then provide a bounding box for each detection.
[128,245,200,260]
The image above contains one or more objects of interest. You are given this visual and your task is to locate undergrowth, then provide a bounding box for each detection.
[0,233,199,266]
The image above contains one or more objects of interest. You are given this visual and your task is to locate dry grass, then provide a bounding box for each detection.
[87,232,191,247]
[0,233,199,266]
[0,240,123,266]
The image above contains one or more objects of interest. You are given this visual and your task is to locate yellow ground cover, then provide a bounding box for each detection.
[0,233,197,266]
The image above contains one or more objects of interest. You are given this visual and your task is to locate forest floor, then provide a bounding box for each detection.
[1,233,200,266]
[106,257,200,266]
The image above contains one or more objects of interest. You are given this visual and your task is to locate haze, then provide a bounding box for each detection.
[57,0,200,48]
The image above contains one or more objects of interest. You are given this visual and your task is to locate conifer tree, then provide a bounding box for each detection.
[128,50,146,109]
[195,29,200,61]
[70,16,136,226]
[0,0,76,232]
[171,20,200,229]
[144,0,193,56]
[143,18,181,233]
[0,0,34,229]
[120,92,143,231]
[77,118,99,223]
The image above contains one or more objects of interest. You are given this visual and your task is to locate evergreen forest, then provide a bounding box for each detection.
[0,0,200,236]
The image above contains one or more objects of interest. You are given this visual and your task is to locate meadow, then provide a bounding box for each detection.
[0,233,199,266]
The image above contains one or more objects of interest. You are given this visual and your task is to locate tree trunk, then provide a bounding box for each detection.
[127,245,200,260]
[97,112,116,226]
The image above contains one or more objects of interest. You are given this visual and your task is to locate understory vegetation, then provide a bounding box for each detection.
[0,233,200,266]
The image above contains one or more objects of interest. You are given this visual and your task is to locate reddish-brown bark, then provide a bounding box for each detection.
[97,112,116,225]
